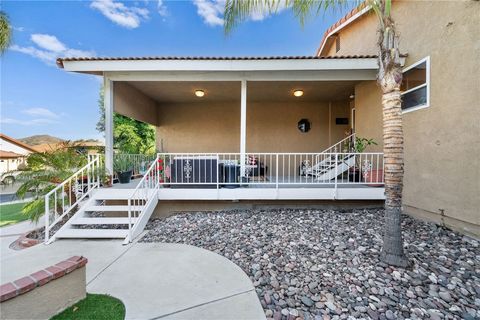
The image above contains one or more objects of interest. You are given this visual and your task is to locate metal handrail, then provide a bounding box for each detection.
[44,154,100,243]
[320,133,356,154]
[126,154,160,242]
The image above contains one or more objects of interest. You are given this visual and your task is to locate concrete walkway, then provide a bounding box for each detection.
[0,218,44,259]
[0,238,265,320]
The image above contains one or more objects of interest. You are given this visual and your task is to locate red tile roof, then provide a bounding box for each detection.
[56,55,380,68]
[0,133,37,153]
[0,151,24,159]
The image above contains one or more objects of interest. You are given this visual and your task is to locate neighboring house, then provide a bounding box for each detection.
[0,134,37,182]
[47,1,478,244]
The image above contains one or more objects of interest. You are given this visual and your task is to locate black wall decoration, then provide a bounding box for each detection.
[297,119,311,133]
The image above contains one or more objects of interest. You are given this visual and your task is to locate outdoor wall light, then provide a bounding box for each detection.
[293,90,304,97]
[195,90,205,97]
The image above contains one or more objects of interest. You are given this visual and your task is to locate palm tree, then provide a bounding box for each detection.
[0,11,12,54]
[15,142,87,223]
[224,0,408,267]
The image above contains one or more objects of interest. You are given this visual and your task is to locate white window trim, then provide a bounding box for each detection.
[401,56,430,114]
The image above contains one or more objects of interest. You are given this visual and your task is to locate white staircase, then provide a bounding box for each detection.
[306,154,356,181]
[305,134,357,181]
[45,155,160,245]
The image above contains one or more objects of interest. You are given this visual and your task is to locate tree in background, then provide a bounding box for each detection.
[96,87,156,155]
[225,0,408,267]
[0,11,12,54]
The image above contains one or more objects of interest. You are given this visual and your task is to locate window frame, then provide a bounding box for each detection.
[401,56,430,114]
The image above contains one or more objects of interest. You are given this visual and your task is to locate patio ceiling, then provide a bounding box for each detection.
[127,80,357,104]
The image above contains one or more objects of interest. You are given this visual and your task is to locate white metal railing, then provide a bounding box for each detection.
[126,154,160,242]
[44,154,101,243]
[321,133,356,153]
[156,152,384,188]
[113,153,157,177]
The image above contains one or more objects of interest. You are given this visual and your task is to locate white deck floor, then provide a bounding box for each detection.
[109,177,385,200]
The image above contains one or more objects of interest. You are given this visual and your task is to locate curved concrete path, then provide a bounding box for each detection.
[0,239,265,320]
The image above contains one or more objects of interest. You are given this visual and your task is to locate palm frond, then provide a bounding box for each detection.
[0,11,12,54]
[224,0,360,34]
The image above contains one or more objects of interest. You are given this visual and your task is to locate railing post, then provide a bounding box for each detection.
[127,198,132,242]
[44,195,49,243]
[334,153,338,199]
[275,154,279,190]
[216,153,219,190]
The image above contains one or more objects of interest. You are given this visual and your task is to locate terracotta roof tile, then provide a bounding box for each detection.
[56,55,380,68]
[0,134,37,153]
[0,151,24,158]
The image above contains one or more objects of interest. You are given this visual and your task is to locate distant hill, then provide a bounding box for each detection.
[19,135,64,146]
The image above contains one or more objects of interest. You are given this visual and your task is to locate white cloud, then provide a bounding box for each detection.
[193,0,287,27]
[157,0,168,17]
[31,34,66,52]
[22,108,60,119]
[193,0,224,26]
[10,45,57,64]
[90,0,149,29]
[10,34,95,65]
[12,26,25,32]
[0,118,57,126]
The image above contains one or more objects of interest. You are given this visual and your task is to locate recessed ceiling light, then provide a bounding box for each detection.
[293,90,304,97]
[195,90,205,97]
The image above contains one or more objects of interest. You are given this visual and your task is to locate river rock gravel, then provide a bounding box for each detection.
[141,208,480,320]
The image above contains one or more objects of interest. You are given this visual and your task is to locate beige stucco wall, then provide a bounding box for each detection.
[156,100,350,153]
[114,82,159,126]
[354,81,383,153]
[0,268,86,320]
[340,1,480,235]
[152,200,384,218]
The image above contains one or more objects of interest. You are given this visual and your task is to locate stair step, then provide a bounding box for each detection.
[71,217,138,225]
[85,205,144,212]
[93,189,157,200]
[56,228,129,239]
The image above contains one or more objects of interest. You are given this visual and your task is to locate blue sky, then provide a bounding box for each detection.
[1,0,351,141]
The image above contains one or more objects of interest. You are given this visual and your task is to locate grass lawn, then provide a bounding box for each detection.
[51,294,125,320]
[0,202,28,227]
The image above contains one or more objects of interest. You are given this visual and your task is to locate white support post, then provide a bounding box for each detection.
[240,80,247,177]
[104,78,114,178]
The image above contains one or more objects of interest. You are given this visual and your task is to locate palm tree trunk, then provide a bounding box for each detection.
[376,6,409,267]
[381,86,408,267]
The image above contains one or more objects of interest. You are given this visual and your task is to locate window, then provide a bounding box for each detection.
[335,36,340,53]
[401,56,430,113]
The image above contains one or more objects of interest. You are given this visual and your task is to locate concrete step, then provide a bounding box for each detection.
[55,228,129,239]
[71,217,138,225]
[85,205,144,212]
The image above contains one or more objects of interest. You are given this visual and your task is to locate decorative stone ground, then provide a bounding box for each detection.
[141,208,479,320]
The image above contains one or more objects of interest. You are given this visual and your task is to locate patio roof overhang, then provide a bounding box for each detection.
[57,55,405,81]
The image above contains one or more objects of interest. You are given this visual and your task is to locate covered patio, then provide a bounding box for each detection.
[58,55,393,201]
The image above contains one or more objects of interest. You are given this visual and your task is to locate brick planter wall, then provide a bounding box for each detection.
[0,256,88,320]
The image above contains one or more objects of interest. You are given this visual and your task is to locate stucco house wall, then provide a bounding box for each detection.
[154,100,350,154]
[114,82,159,126]
[323,1,480,235]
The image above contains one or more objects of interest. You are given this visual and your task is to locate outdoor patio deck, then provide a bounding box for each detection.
[108,176,384,201]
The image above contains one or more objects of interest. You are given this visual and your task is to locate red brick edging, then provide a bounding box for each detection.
[0,256,88,302]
